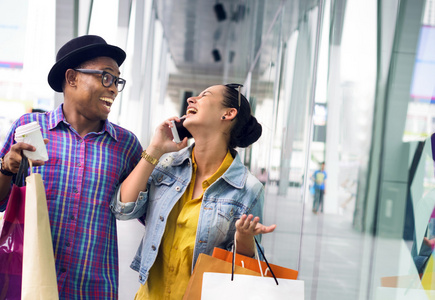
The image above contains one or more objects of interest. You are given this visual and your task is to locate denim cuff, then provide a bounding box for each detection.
[110,186,148,219]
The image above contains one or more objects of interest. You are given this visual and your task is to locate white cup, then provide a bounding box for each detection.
[14,121,49,161]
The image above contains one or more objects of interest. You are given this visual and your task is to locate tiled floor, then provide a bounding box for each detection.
[261,185,364,300]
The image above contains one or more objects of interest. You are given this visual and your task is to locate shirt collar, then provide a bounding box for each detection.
[168,144,248,189]
[48,104,118,140]
[192,149,233,190]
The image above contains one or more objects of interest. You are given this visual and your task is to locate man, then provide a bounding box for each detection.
[312,162,327,214]
[0,35,142,299]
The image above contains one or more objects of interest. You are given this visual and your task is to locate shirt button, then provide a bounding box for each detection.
[151,245,156,251]
[178,224,182,228]
[175,186,181,192]
[139,275,143,281]
[174,246,178,250]
[77,163,81,167]
[60,267,66,273]
[169,266,174,272]
[70,215,75,220]
[73,188,78,194]
[66,241,70,247]
[159,216,164,221]
[158,176,163,182]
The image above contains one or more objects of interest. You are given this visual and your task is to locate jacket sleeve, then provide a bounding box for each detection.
[109,184,149,220]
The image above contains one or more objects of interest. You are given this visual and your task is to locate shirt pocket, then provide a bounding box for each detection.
[35,158,62,203]
[216,201,246,236]
[149,170,176,201]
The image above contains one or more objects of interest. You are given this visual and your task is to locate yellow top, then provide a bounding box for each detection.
[135,149,234,300]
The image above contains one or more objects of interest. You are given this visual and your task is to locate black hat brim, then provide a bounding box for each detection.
[48,44,126,92]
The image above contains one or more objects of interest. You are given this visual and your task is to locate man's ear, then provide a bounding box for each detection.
[65,69,77,88]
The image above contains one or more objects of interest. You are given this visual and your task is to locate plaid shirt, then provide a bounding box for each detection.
[0,104,142,299]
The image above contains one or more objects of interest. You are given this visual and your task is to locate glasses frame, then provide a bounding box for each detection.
[226,83,243,109]
[74,69,126,92]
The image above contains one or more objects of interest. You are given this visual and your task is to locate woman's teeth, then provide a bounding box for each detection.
[187,108,197,114]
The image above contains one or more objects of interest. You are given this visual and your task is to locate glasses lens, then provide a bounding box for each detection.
[117,79,126,92]
[102,72,114,87]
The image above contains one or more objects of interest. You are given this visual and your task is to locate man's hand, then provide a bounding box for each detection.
[2,139,49,173]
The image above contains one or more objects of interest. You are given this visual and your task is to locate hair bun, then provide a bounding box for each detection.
[236,116,262,148]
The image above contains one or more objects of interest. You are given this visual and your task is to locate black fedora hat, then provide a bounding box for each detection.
[48,35,126,92]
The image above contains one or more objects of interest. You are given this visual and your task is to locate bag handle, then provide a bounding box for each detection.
[28,158,33,173]
[231,234,279,285]
[15,155,30,186]
[232,234,263,278]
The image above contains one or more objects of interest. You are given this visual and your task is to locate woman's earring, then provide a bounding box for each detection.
[221,116,226,120]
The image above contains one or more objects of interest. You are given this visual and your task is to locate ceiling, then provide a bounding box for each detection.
[155,0,261,76]
[154,0,319,98]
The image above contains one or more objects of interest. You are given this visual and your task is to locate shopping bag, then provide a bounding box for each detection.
[0,157,28,300]
[183,253,261,300]
[421,253,435,292]
[212,247,298,280]
[21,160,59,299]
[201,237,304,299]
[310,185,315,195]
[0,186,26,300]
[202,272,304,299]
[380,274,422,289]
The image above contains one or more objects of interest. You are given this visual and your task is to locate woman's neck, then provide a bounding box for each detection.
[193,140,229,178]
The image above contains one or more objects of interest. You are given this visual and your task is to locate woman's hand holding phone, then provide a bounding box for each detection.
[171,116,192,143]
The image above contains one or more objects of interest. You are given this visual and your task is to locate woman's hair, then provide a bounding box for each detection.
[222,84,262,149]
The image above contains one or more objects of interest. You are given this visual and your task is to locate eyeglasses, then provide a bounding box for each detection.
[74,69,126,92]
[226,83,243,109]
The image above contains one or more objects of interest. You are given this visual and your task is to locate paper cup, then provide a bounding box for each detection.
[14,121,49,161]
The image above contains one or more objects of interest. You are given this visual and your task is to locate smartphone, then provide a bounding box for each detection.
[171,117,192,143]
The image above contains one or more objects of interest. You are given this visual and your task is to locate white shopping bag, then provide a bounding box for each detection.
[201,272,304,299]
[21,160,59,300]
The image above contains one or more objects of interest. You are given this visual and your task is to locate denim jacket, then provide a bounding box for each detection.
[110,145,264,284]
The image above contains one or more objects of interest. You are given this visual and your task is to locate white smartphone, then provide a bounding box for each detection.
[171,117,192,143]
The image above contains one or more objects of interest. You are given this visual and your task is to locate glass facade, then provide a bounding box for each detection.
[1,0,435,298]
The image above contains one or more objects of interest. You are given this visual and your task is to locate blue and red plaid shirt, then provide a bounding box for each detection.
[0,104,142,299]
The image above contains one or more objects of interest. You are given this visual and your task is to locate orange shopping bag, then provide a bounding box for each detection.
[212,246,298,280]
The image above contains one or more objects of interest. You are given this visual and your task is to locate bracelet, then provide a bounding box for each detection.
[141,150,159,166]
[0,156,15,176]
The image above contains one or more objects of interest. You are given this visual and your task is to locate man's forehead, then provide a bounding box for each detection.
[82,57,120,73]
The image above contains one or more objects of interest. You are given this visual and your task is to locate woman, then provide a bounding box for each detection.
[110,84,276,299]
